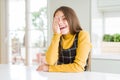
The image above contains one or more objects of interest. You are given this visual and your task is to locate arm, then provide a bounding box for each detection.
[36,16,61,72]
[45,33,61,65]
[46,17,61,65]
[48,31,92,72]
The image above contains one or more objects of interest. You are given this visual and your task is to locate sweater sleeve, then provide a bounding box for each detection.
[49,31,92,72]
[46,33,61,65]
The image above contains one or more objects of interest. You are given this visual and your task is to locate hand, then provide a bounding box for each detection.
[52,17,61,34]
[36,63,49,72]
[36,53,46,64]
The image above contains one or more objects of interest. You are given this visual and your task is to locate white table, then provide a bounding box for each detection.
[0,64,120,80]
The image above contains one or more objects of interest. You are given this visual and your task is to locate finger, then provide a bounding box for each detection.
[53,19,59,28]
[36,66,42,71]
[54,17,59,23]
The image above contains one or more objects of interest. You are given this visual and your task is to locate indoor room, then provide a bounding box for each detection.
[0,0,120,80]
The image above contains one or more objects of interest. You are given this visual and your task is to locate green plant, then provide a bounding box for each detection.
[103,33,120,42]
[32,7,47,30]
[31,7,47,47]
[113,33,120,42]
[103,34,113,42]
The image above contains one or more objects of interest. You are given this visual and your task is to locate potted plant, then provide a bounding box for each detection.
[101,33,120,53]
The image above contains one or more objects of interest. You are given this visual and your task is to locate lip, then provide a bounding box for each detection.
[60,26,67,30]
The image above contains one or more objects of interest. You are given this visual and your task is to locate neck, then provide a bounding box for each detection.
[62,32,73,39]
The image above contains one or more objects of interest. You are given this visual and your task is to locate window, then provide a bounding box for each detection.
[91,0,120,55]
[104,11,120,34]
[7,0,47,65]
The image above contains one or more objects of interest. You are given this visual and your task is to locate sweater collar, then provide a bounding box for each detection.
[62,33,74,40]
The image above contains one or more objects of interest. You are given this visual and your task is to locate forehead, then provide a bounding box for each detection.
[55,11,65,18]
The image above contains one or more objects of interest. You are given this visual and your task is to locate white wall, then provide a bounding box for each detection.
[92,59,120,73]
[47,0,91,45]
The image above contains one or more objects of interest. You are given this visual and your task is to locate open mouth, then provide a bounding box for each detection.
[60,26,67,30]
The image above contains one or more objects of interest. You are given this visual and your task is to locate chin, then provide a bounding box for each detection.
[61,29,69,35]
[61,32,69,35]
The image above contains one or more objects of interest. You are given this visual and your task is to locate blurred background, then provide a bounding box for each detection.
[0,0,120,74]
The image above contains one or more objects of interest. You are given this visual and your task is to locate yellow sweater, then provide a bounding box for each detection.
[46,30,92,72]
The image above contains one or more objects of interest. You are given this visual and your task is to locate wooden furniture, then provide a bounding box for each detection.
[85,52,91,71]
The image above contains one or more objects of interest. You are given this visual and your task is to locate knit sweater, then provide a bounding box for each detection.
[46,30,92,72]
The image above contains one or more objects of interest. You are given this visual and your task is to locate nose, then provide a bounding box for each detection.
[58,18,63,24]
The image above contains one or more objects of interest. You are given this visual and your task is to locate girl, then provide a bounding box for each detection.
[37,6,92,72]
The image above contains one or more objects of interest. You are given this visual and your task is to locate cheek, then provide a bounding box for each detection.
[67,27,70,32]
[66,23,70,30]
[65,21,69,26]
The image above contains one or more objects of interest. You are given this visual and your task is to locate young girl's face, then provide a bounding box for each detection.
[55,11,70,35]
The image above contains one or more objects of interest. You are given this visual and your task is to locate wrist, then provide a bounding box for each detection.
[45,64,49,72]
